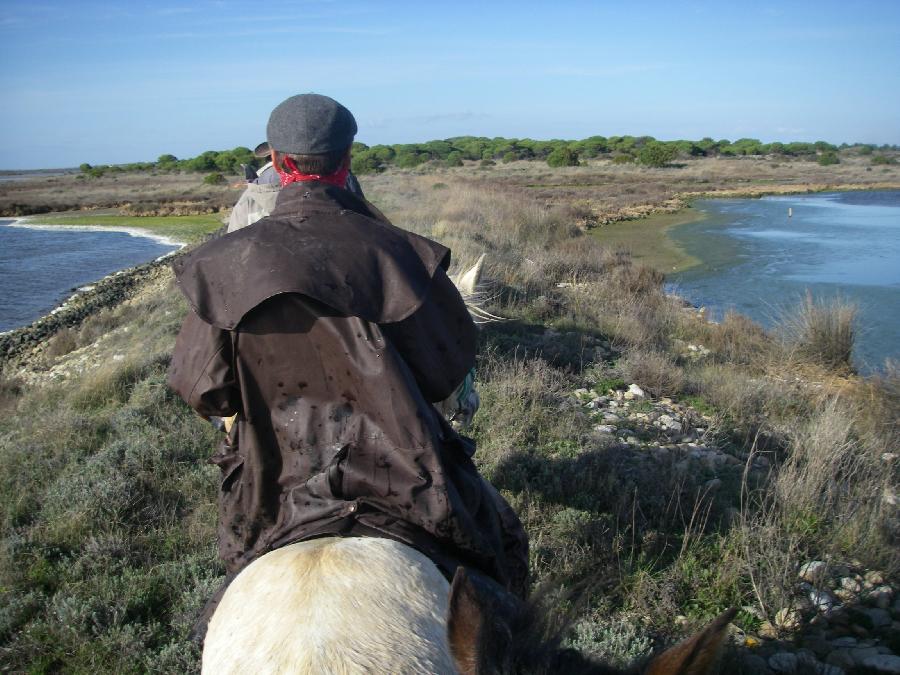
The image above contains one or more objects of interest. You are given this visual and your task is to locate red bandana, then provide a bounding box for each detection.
[277,156,350,188]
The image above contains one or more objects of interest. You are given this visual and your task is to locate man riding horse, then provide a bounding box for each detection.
[168,93,529,638]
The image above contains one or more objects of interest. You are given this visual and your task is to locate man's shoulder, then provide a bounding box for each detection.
[173,205,451,330]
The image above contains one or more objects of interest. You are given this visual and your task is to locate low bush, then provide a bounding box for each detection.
[547,147,580,168]
[779,291,857,372]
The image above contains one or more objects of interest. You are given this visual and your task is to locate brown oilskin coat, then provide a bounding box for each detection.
[168,183,528,595]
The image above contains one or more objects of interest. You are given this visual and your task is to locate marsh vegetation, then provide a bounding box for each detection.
[0,156,898,672]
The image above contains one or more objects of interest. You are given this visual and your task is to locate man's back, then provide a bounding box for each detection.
[170,183,526,591]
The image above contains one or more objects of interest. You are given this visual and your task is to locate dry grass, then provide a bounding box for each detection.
[0,158,897,670]
[779,291,858,372]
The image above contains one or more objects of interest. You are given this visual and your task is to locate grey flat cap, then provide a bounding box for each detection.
[266,94,357,155]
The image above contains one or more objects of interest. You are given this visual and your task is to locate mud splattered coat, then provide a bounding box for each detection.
[169,183,527,593]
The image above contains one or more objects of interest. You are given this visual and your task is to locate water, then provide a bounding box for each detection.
[0,220,179,333]
[668,191,900,373]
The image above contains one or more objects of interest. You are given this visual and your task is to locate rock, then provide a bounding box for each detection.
[840,577,862,593]
[741,653,771,675]
[825,649,856,671]
[627,383,645,398]
[759,621,779,639]
[865,571,886,586]
[801,635,832,658]
[817,665,845,675]
[835,588,857,603]
[830,636,858,648]
[862,655,900,674]
[856,608,892,629]
[869,585,894,610]
[776,608,802,630]
[594,424,616,434]
[768,652,798,673]
[810,588,838,613]
[799,561,828,584]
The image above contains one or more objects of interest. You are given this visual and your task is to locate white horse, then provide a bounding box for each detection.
[202,536,735,674]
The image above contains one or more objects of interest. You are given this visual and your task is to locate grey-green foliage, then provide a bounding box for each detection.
[0,294,222,672]
[568,616,654,667]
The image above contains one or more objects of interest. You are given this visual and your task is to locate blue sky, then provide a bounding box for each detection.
[1,0,898,170]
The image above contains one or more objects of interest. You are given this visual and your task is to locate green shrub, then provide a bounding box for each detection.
[202,172,225,185]
[502,151,517,164]
[611,154,633,164]
[546,147,580,167]
[817,152,839,166]
[871,154,896,165]
[638,142,678,167]
[445,151,464,167]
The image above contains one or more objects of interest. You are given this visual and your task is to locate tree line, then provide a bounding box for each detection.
[77,137,898,178]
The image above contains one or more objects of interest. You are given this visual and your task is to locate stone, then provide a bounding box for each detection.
[834,588,857,603]
[759,621,779,639]
[768,652,798,673]
[801,635,832,658]
[704,478,722,491]
[627,383,646,398]
[862,655,900,674]
[741,653,770,675]
[776,608,802,630]
[810,588,838,613]
[825,650,856,671]
[840,577,861,593]
[594,424,616,434]
[865,571,886,586]
[860,608,892,629]
[817,665,845,675]
[799,561,828,583]
[869,585,895,610]
[829,636,858,648]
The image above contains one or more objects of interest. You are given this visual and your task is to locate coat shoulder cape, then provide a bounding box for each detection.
[172,184,450,329]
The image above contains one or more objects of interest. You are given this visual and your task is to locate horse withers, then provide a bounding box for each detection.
[202,536,735,674]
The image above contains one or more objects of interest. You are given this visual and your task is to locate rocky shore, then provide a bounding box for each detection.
[568,370,900,674]
[0,256,178,367]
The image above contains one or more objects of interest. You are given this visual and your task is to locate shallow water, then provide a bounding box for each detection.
[669,191,900,373]
[0,220,177,332]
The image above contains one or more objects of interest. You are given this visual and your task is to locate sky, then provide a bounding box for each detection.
[1,0,899,170]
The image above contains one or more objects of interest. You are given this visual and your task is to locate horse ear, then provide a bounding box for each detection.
[447,567,486,675]
[644,608,737,675]
[455,254,486,298]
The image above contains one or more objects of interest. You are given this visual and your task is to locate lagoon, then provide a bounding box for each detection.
[669,191,900,373]
[0,219,178,333]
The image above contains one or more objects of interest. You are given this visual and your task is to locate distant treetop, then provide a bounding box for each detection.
[79,137,898,177]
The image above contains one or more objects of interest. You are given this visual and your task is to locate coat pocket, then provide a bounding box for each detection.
[209,433,245,493]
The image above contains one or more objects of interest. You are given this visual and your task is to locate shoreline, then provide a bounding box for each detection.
[590,208,705,273]
[0,255,178,365]
[6,217,187,250]
[594,182,900,274]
